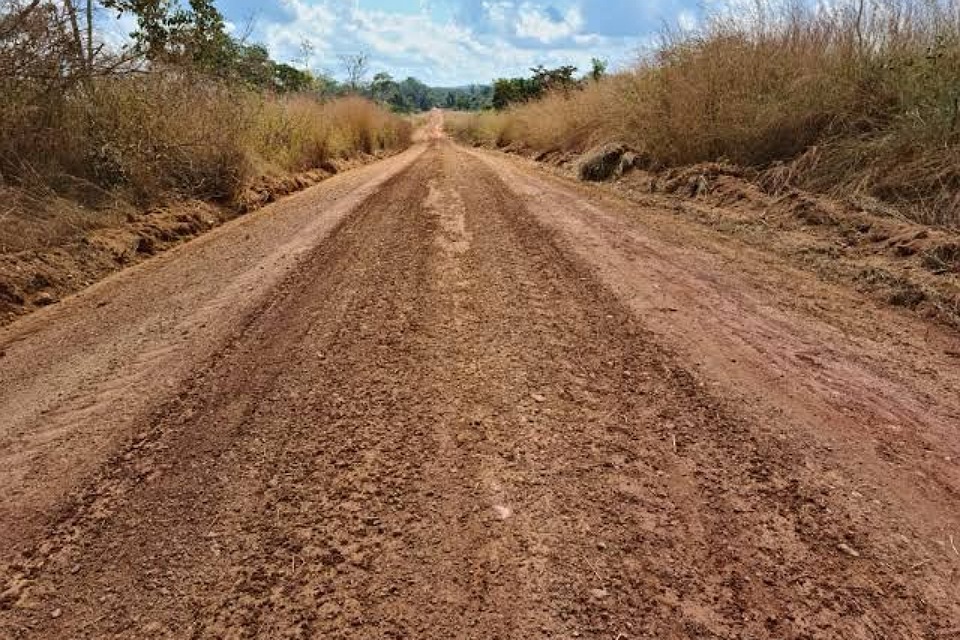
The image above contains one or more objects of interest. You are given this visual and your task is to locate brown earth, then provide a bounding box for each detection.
[530,146,960,330]
[0,153,392,326]
[1,134,959,639]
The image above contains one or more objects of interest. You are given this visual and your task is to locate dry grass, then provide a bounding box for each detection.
[0,72,411,254]
[249,95,412,175]
[448,0,960,226]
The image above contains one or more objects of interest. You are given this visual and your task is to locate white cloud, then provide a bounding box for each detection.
[248,0,700,84]
[677,9,698,31]
[514,3,583,43]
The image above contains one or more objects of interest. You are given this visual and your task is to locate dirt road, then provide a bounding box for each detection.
[2,138,959,638]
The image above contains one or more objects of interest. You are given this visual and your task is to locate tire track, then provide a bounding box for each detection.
[1,140,957,639]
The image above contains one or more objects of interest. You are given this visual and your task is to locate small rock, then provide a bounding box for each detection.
[837,543,860,558]
[589,588,609,599]
[34,292,57,307]
[493,505,512,520]
[531,393,546,403]
[51,608,62,619]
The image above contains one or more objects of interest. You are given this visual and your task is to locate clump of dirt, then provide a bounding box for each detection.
[657,163,752,198]
[577,143,628,181]
[921,242,960,274]
[235,170,331,213]
[570,143,662,182]
[642,169,960,327]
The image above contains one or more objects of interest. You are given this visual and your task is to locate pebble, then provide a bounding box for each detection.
[837,543,860,558]
[51,608,62,619]
[531,393,546,403]
[590,588,609,599]
[35,292,57,307]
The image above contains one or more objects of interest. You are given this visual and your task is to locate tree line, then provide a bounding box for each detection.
[492,59,607,110]
[0,1,493,111]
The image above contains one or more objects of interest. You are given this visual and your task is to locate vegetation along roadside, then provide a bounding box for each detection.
[446,0,960,328]
[0,0,465,323]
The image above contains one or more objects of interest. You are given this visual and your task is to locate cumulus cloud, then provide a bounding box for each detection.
[232,0,701,84]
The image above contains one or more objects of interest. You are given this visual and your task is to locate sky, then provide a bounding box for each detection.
[102,0,704,86]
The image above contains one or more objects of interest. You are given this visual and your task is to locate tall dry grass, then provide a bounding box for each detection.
[249,95,412,174]
[448,0,960,226]
[0,71,411,253]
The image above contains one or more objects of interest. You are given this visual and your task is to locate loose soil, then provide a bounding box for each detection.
[1,137,958,639]
[529,147,960,330]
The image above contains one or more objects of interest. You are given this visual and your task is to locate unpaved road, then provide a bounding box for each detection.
[2,138,959,639]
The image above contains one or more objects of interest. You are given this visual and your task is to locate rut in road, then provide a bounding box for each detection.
[2,142,955,638]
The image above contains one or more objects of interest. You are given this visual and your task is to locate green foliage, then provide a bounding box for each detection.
[366,76,491,113]
[492,77,540,109]
[589,58,607,82]
[233,44,274,87]
[100,0,320,93]
[101,0,230,71]
[441,85,493,111]
[530,64,578,92]
[493,65,580,110]
[370,72,399,104]
[273,63,314,93]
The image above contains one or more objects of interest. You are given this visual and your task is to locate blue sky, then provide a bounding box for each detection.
[103,1,704,85]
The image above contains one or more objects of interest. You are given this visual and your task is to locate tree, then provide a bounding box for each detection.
[493,65,581,109]
[100,0,181,61]
[296,38,313,70]
[404,77,432,110]
[185,0,232,71]
[311,72,340,98]
[233,43,273,88]
[530,64,578,92]
[273,63,313,93]
[339,52,368,92]
[100,0,234,73]
[62,1,93,71]
[493,77,539,109]
[370,71,399,104]
[589,57,607,82]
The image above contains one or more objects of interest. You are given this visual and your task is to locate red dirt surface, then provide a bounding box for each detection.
[1,136,958,638]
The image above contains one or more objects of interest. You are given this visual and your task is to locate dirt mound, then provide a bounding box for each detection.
[577,142,628,181]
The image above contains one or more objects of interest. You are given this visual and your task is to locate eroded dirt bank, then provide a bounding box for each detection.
[0,153,397,326]
[1,140,958,638]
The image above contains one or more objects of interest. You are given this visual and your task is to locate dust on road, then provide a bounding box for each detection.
[1,138,958,638]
